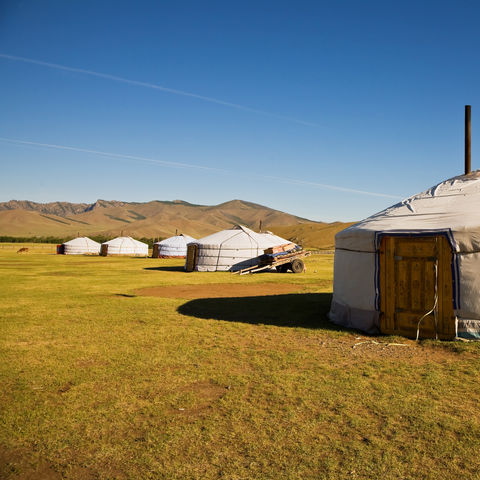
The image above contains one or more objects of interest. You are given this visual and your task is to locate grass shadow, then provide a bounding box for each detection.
[144,266,185,272]
[177,292,341,330]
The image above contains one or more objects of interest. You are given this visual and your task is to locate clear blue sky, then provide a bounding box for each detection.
[1,0,479,221]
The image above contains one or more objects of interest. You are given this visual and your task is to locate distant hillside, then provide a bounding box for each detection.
[0,198,322,240]
[271,222,356,250]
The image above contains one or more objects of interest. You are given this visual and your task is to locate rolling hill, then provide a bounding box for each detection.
[0,198,353,247]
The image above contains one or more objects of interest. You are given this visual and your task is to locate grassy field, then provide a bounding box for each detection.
[1,245,480,480]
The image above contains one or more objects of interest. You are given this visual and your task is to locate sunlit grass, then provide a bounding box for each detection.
[0,246,479,479]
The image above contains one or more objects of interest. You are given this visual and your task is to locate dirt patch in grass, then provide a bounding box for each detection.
[136,283,304,299]
[171,380,228,417]
[320,336,467,365]
[0,446,61,480]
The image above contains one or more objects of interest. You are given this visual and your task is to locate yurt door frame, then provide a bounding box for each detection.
[379,235,455,339]
[185,244,198,272]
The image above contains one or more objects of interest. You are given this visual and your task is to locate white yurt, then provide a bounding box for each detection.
[152,234,197,258]
[185,225,292,272]
[329,171,480,340]
[59,236,101,255]
[100,236,148,257]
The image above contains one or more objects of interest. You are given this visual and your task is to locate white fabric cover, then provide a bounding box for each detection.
[329,171,480,339]
[102,236,148,256]
[190,225,292,272]
[62,237,101,255]
[154,234,197,257]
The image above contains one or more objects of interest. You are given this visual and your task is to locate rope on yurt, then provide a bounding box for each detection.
[416,261,439,341]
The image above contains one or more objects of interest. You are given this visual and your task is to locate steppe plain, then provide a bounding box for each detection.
[1,244,480,479]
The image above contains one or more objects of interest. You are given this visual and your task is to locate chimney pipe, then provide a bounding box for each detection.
[465,105,471,175]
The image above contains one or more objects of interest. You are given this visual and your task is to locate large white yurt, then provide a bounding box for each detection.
[152,234,197,258]
[185,225,291,272]
[100,236,148,257]
[329,171,480,340]
[59,237,101,255]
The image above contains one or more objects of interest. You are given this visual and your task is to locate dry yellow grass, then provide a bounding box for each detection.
[1,245,479,479]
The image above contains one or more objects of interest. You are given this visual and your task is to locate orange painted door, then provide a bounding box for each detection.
[379,236,455,339]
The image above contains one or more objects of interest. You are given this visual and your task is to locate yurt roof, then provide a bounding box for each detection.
[103,236,148,247]
[155,234,197,246]
[195,225,289,249]
[63,236,101,247]
[336,171,480,253]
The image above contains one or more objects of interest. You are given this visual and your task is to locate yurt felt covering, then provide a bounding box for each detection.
[154,234,196,257]
[189,225,292,272]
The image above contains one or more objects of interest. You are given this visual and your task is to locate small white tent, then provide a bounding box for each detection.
[329,171,480,340]
[60,237,101,255]
[185,225,292,272]
[100,236,148,256]
[152,234,197,258]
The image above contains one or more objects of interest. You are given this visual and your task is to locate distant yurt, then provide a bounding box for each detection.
[100,236,148,257]
[152,234,197,258]
[185,225,292,272]
[58,237,101,255]
[329,172,480,340]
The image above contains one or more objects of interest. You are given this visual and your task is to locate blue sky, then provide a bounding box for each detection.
[1,0,479,221]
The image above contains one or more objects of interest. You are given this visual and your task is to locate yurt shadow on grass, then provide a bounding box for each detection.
[143,266,186,272]
[177,292,338,329]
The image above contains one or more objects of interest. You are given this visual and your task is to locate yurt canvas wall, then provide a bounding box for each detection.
[152,234,196,258]
[60,237,101,255]
[185,225,291,272]
[329,172,480,340]
[100,236,148,256]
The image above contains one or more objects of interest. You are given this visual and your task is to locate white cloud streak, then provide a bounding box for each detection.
[0,53,321,127]
[0,136,401,199]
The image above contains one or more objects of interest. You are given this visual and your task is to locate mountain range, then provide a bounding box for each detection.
[0,199,354,248]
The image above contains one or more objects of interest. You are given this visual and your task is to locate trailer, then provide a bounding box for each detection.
[233,249,311,275]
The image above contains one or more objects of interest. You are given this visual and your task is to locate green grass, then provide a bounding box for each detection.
[0,245,479,479]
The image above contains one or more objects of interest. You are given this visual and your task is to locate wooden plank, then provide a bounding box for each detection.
[395,238,436,257]
[411,260,422,311]
[396,259,409,310]
[424,259,435,312]
[385,237,396,331]
[438,236,455,338]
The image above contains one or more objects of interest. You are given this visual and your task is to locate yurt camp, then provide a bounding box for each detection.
[329,166,480,341]
[185,225,291,272]
[57,236,101,255]
[100,236,148,257]
[330,106,480,340]
[152,234,197,258]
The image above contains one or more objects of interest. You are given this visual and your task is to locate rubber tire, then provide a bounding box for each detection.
[291,259,304,274]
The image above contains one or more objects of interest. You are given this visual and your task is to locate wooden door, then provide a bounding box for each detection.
[185,244,198,272]
[379,236,455,339]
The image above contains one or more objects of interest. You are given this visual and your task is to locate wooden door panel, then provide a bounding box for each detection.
[395,239,436,257]
[380,236,455,339]
[395,312,436,336]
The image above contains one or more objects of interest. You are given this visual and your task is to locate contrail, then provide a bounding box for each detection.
[0,136,401,199]
[0,53,320,128]
[0,137,228,173]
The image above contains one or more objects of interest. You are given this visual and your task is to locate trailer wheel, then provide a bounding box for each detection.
[291,259,304,273]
